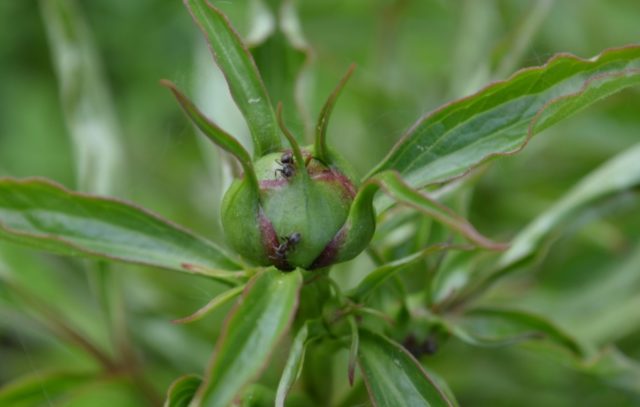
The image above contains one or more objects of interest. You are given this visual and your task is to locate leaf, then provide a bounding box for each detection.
[0,178,242,280]
[451,307,585,357]
[173,285,244,324]
[368,45,640,199]
[164,374,202,407]
[315,64,355,164]
[497,141,640,274]
[275,323,309,407]
[192,269,303,407]
[421,366,460,407]
[436,142,640,305]
[349,243,473,302]
[185,0,281,157]
[0,370,95,407]
[568,247,640,343]
[39,0,125,195]
[161,80,259,192]
[249,0,313,140]
[275,320,325,407]
[357,329,454,407]
[368,171,506,250]
[429,249,484,305]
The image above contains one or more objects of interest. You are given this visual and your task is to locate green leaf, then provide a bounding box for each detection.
[368,45,640,196]
[161,80,259,192]
[560,246,640,343]
[275,323,309,407]
[349,243,473,302]
[429,249,484,305]
[436,142,640,304]
[173,285,244,324]
[185,0,281,157]
[39,0,125,195]
[249,0,313,140]
[275,319,325,407]
[193,269,303,407]
[450,307,585,357]
[0,178,242,280]
[421,366,460,407]
[315,64,355,164]
[357,329,454,407]
[164,374,202,407]
[497,141,640,275]
[369,171,506,250]
[0,370,95,407]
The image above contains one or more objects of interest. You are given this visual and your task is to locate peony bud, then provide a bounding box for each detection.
[222,147,374,271]
[163,65,375,272]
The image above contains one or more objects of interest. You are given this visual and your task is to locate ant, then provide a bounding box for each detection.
[275,151,295,179]
[271,232,301,265]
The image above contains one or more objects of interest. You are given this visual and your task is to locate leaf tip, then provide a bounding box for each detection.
[348,362,356,386]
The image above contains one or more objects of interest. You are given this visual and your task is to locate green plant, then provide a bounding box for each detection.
[2,0,640,406]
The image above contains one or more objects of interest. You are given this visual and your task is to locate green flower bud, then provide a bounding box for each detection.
[222,147,375,271]
[163,64,374,272]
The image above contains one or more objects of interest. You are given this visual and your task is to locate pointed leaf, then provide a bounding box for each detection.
[173,285,244,324]
[369,45,640,200]
[193,269,303,407]
[162,80,259,192]
[249,0,313,140]
[451,307,585,356]
[349,243,473,302]
[0,178,241,279]
[164,374,201,407]
[185,0,281,156]
[315,64,355,164]
[275,323,309,407]
[435,144,640,304]
[498,142,640,273]
[370,171,506,250]
[358,329,454,407]
[430,249,483,305]
[275,319,325,407]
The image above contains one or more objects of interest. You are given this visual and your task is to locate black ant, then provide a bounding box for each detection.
[275,151,295,179]
[271,232,301,267]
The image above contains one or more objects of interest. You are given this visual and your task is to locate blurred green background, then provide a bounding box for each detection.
[1,0,639,405]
